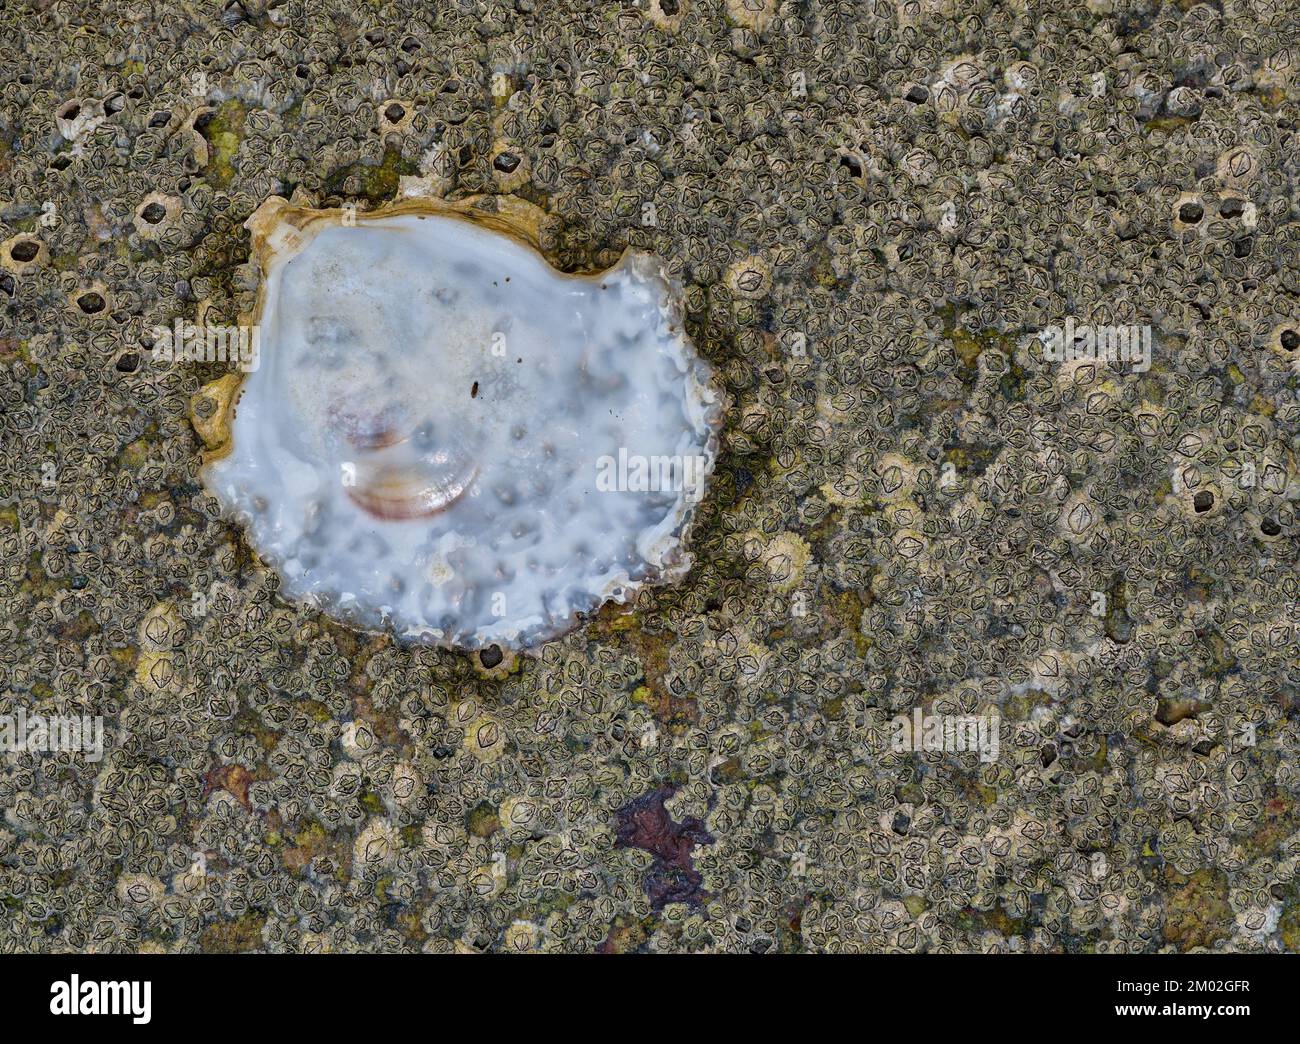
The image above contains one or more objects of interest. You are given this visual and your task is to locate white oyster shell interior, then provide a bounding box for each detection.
[203,208,721,649]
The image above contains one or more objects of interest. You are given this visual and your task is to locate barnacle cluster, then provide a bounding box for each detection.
[0,0,1297,955]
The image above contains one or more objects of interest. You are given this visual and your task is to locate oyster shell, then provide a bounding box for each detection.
[193,194,724,650]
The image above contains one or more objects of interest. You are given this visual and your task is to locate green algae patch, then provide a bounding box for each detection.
[825,587,871,656]
[938,304,1006,380]
[1280,903,1300,952]
[956,900,1027,939]
[1162,869,1232,950]
[942,439,999,477]
[1142,116,1194,135]
[200,910,266,953]
[1248,394,1275,417]
[950,327,987,372]
[593,604,693,729]
[299,698,332,723]
[325,146,419,205]
[1257,85,1287,108]
[197,100,246,188]
[1003,687,1053,722]
[467,801,501,838]
[1103,573,1132,644]
[232,707,281,755]
[1241,790,1300,861]
[283,819,344,876]
[999,349,1029,400]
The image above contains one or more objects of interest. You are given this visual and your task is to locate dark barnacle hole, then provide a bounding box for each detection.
[1192,490,1214,513]
[1219,197,1245,218]
[493,152,521,174]
[659,0,679,14]
[1233,237,1253,258]
[140,202,166,225]
[115,352,140,373]
[1280,328,1299,352]
[148,110,171,127]
[50,155,72,171]
[479,645,504,669]
[77,292,106,314]
[838,153,862,178]
[383,102,406,123]
[905,84,929,103]
[0,274,15,296]
[1178,201,1203,223]
[1260,517,1281,537]
[10,241,38,262]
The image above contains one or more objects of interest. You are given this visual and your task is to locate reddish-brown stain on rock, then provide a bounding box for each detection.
[614,785,713,910]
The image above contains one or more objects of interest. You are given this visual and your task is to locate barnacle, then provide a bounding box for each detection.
[195,194,723,649]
